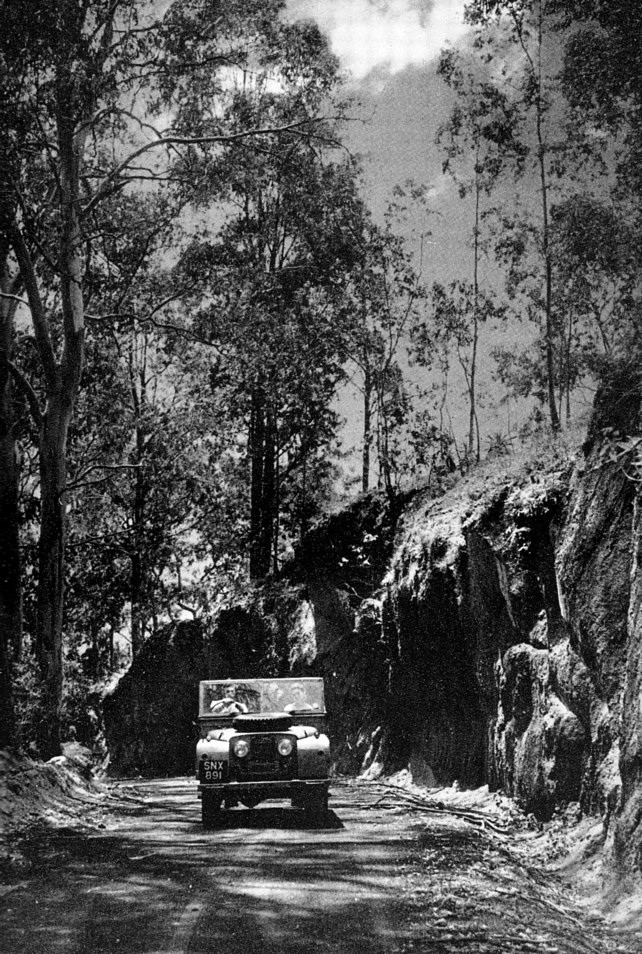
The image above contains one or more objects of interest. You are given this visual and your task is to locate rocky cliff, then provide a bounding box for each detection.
[103,375,642,876]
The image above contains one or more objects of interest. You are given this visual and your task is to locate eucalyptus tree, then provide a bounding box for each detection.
[548,197,641,418]
[465,0,569,431]
[412,280,507,461]
[0,0,336,755]
[175,24,364,578]
[554,0,642,193]
[558,0,642,367]
[0,251,20,746]
[466,0,642,420]
[67,325,222,656]
[0,0,41,747]
[340,217,425,495]
[436,46,523,458]
[181,153,362,577]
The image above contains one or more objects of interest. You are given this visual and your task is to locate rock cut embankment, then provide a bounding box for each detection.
[104,375,642,876]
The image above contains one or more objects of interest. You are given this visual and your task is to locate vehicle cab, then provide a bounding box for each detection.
[196,677,330,827]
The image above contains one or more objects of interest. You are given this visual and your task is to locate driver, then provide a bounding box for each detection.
[210,683,248,715]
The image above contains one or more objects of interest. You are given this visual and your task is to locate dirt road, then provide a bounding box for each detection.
[1,779,639,953]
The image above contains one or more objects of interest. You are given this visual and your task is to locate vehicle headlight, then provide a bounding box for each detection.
[233,739,250,758]
[278,738,293,757]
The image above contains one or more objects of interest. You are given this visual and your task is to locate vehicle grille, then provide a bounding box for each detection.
[232,734,296,781]
[252,736,276,761]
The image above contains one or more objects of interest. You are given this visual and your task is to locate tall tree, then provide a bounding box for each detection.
[413,280,507,461]
[0,0,331,755]
[0,247,21,746]
[464,0,642,422]
[558,0,642,365]
[437,45,523,457]
[176,24,362,577]
[341,217,425,495]
[549,196,641,414]
[181,154,359,577]
[466,0,567,430]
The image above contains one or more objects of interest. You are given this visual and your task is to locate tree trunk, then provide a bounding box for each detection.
[377,389,395,503]
[543,252,560,431]
[258,407,276,578]
[249,388,266,579]
[130,418,146,657]
[362,365,372,493]
[0,262,21,748]
[130,551,144,657]
[272,432,281,576]
[533,4,560,433]
[470,166,481,461]
[507,1,560,433]
[0,411,19,746]
[36,389,73,758]
[248,387,277,580]
[31,94,86,757]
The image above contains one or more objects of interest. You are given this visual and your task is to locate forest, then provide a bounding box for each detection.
[0,0,640,760]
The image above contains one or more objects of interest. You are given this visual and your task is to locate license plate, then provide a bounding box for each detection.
[200,759,227,782]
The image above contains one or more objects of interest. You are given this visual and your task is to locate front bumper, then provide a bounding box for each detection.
[197,778,329,798]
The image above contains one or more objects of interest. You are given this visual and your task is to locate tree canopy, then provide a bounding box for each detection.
[2,0,640,756]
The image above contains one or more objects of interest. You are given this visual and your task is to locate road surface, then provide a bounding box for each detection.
[1,778,639,953]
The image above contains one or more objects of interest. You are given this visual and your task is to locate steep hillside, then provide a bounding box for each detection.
[104,373,642,879]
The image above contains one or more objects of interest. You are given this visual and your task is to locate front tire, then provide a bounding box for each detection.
[202,793,222,829]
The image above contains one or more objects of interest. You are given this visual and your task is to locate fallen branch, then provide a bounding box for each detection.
[363,781,513,835]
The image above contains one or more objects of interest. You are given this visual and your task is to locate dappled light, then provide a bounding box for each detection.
[2,779,639,954]
[2,2,642,951]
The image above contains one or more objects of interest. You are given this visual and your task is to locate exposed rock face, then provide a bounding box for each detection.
[103,594,305,777]
[619,496,642,872]
[103,496,399,779]
[375,471,582,815]
[104,620,210,777]
[291,374,641,876]
[103,374,642,875]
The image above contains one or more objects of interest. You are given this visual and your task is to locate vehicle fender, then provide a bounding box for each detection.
[195,736,229,775]
[296,733,330,778]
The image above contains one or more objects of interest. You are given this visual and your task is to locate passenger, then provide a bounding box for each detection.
[265,682,285,711]
[210,683,248,715]
[285,682,318,713]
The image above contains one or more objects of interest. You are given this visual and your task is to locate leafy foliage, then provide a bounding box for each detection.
[4,0,642,757]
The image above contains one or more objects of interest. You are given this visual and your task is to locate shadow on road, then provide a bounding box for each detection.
[199,806,345,831]
[4,779,638,954]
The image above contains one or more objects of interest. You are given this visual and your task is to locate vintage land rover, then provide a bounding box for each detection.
[196,677,330,827]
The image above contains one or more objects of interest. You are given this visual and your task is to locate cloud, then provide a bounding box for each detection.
[287,0,468,78]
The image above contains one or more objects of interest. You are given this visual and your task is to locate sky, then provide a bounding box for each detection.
[284,0,502,472]
[288,0,469,78]
[281,0,479,285]
[285,0,477,280]
[282,2,577,479]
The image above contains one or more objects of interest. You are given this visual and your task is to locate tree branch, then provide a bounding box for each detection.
[83,117,340,217]
[8,361,43,428]
[7,224,58,389]
[0,292,29,308]
[64,462,141,495]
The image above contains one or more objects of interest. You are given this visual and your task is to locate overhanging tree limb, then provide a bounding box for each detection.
[84,118,341,218]
[64,462,142,495]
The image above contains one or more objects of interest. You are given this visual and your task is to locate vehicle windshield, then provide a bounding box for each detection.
[199,678,325,717]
